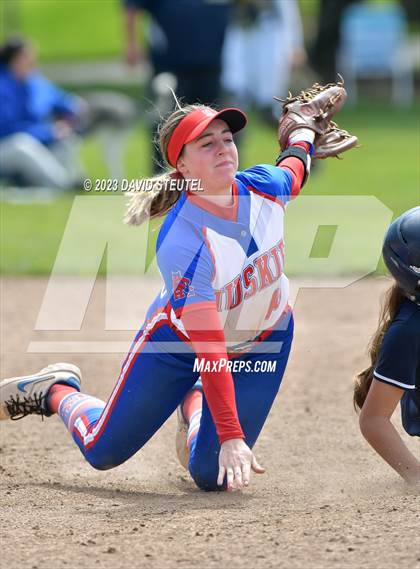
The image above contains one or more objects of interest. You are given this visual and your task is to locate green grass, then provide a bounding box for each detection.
[242,105,419,214]
[1,197,74,274]
[1,104,419,277]
[1,0,318,61]
[2,0,418,62]
[1,2,417,278]
[240,104,419,275]
[1,1,126,60]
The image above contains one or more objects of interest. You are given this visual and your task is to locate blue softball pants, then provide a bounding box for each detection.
[58,313,294,491]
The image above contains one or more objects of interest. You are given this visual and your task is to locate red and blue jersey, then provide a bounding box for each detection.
[141,155,307,443]
[152,163,295,349]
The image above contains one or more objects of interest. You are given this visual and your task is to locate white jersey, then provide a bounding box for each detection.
[155,164,295,348]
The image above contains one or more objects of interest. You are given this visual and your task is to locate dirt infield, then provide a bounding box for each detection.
[1,276,419,569]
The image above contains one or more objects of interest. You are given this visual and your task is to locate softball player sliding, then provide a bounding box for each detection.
[0,102,316,492]
[354,207,420,485]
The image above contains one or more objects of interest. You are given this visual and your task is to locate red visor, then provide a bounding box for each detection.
[167,107,247,167]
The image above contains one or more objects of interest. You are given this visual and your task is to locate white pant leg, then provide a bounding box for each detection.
[251,16,291,111]
[0,133,73,189]
[221,24,251,105]
[95,126,131,181]
[222,15,291,114]
[50,135,84,183]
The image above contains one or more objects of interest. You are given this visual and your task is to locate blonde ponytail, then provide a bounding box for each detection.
[125,103,213,226]
[124,171,183,226]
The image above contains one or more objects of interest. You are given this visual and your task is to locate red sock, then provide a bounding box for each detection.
[182,389,202,424]
[47,384,78,414]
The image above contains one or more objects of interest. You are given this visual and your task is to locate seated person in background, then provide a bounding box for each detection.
[0,37,84,190]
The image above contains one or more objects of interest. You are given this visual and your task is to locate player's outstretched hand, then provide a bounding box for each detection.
[217,438,265,491]
[276,76,358,159]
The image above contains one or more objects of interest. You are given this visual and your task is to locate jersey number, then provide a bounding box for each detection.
[265,289,281,320]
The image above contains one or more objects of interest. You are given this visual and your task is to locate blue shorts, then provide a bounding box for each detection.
[63,311,294,491]
[401,389,420,437]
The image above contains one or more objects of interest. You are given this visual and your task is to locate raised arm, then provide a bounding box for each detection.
[276,129,315,196]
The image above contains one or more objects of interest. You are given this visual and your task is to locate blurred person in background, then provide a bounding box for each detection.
[221,0,307,125]
[0,37,85,190]
[123,0,231,172]
[309,0,360,83]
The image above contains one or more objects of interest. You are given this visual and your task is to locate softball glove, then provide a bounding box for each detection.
[276,76,358,159]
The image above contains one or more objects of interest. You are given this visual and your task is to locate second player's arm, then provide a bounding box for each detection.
[359,380,420,485]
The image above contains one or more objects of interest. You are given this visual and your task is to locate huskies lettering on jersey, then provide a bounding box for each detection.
[215,240,285,311]
[225,275,242,309]
[171,271,195,300]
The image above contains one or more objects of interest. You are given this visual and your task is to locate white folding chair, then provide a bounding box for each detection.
[337,3,414,106]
